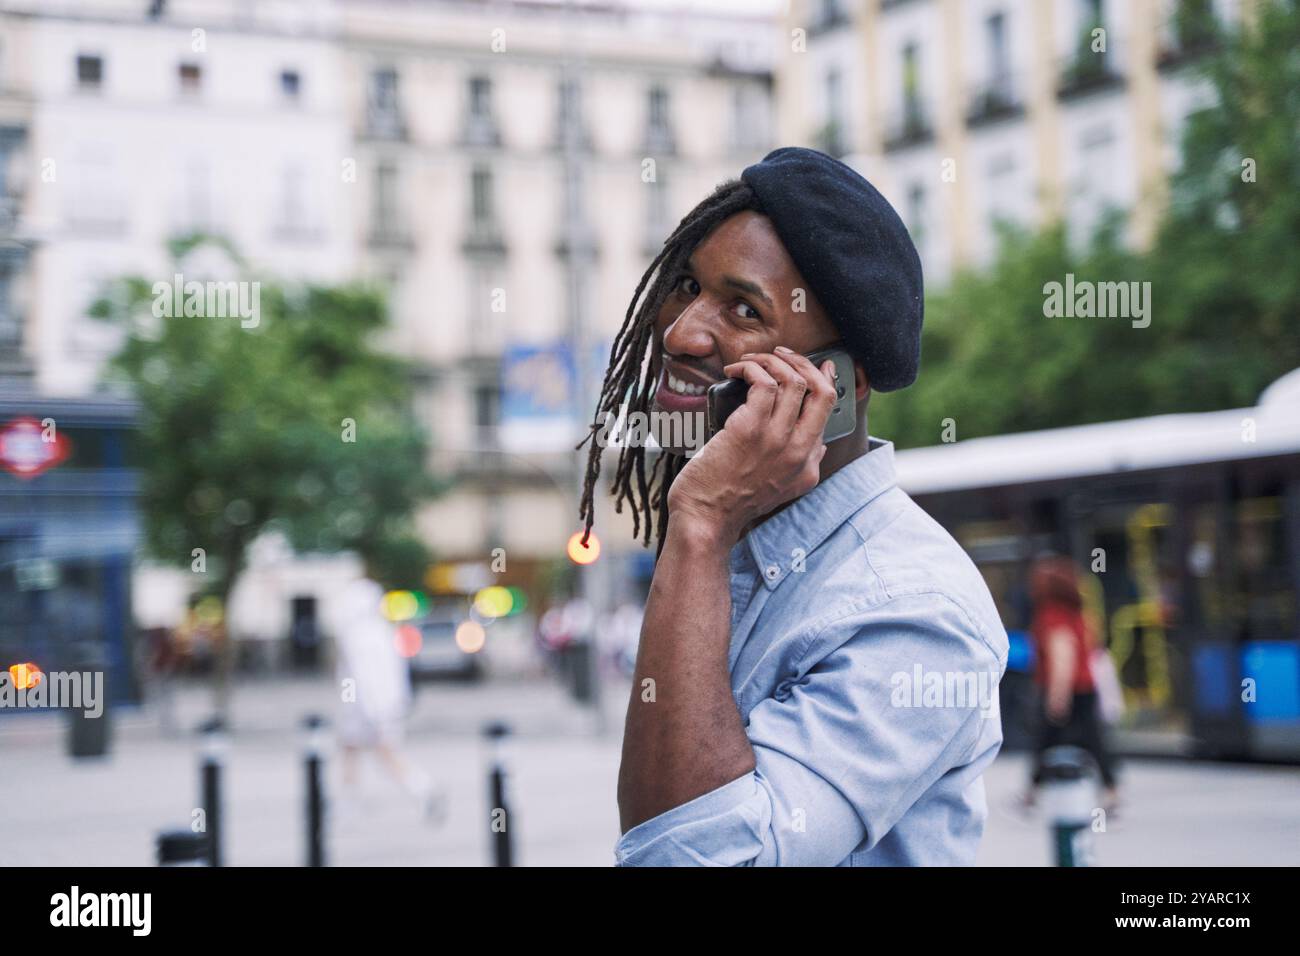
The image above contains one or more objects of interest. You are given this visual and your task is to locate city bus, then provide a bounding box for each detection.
[895,369,1300,762]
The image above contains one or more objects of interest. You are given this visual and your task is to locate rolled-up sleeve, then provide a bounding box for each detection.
[614,591,1002,866]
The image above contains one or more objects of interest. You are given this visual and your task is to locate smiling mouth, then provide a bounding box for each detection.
[655,357,722,406]
[663,369,709,397]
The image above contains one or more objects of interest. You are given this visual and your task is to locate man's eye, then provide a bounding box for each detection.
[676,276,700,297]
[735,301,760,320]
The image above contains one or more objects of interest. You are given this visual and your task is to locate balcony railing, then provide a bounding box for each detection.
[461,219,507,257]
[1057,35,1125,100]
[882,100,934,152]
[1157,9,1220,70]
[808,2,852,35]
[367,218,415,250]
[554,122,593,153]
[813,119,848,158]
[365,105,407,141]
[966,75,1025,128]
[642,124,676,157]
[460,113,501,148]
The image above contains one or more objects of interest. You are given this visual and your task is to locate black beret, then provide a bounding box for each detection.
[740,147,924,392]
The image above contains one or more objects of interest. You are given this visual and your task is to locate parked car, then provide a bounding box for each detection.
[408,612,483,684]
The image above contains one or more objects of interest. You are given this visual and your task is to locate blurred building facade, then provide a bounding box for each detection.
[1,0,354,396]
[777,0,1252,283]
[338,1,774,567]
[0,0,360,650]
[0,0,776,644]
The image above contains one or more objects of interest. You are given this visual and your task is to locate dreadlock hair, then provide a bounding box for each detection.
[577,177,764,557]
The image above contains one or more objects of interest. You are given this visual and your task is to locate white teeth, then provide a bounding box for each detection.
[667,372,705,396]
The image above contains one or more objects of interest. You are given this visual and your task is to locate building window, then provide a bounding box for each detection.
[730,82,768,154]
[76,54,103,91]
[812,0,849,33]
[372,68,398,112]
[556,75,588,149]
[178,62,202,95]
[471,165,494,225]
[0,137,14,199]
[819,67,845,156]
[280,70,301,103]
[902,43,921,124]
[464,164,506,255]
[470,76,492,120]
[884,42,933,150]
[473,380,501,430]
[986,12,1010,96]
[463,75,500,147]
[644,85,675,154]
[368,67,404,138]
[374,162,399,232]
[648,86,669,129]
[968,11,1023,125]
[1159,0,1219,66]
[0,261,17,347]
[1059,0,1121,96]
[906,182,926,247]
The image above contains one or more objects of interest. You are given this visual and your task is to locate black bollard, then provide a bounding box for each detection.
[67,642,112,758]
[303,714,327,867]
[198,717,227,867]
[484,721,513,867]
[1039,745,1098,867]
[156,829,209,866]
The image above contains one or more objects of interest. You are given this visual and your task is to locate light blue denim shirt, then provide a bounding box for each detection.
[614,439,1008,866]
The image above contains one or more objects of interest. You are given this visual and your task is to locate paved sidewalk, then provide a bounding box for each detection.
[2,675,1296,866]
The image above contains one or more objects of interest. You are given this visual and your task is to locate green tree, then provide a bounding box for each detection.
[871,219,1149,447]
[872,0,1300,448]
[1144,0,1300,410]
[93,237,438,717]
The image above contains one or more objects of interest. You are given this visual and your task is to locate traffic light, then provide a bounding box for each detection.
[566,530,600,565]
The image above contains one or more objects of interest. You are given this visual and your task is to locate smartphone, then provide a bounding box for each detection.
[706,345,856,443]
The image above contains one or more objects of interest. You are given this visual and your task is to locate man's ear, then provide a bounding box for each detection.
[853,362,871,403]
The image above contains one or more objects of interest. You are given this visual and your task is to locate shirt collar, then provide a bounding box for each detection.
[738,438,899,590]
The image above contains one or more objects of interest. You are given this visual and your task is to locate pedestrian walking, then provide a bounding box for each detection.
[1022,555,1121,813]
[330,571,445,824]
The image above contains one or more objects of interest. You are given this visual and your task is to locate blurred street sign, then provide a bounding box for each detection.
[0,417,72,478]
[500,343,577,453]
[499,341,608,453]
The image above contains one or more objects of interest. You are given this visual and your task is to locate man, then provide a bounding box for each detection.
[578,147,1008,866]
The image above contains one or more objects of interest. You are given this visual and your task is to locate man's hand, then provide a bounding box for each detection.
[668,347,838,546]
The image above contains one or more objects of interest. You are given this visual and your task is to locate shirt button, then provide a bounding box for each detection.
[764,564,780,581]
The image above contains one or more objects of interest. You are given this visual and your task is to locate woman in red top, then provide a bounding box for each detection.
[1025,555,1119,808]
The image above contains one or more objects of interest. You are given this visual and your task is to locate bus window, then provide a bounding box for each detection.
[1232,497,1297,642]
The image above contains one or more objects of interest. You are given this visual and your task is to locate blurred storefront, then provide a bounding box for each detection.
[0,394,140,705]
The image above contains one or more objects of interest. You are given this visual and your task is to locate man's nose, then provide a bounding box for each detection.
[662,299,716,360]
